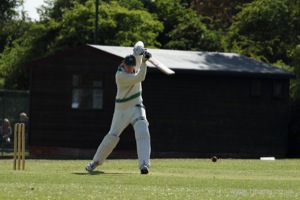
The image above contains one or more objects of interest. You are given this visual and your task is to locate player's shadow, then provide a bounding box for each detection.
[72,171,132,175]
[72,171,104,175]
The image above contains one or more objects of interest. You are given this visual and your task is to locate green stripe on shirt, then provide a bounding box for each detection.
[115,91,142,103]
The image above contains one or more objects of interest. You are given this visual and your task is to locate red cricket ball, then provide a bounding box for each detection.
[211,156,218,162]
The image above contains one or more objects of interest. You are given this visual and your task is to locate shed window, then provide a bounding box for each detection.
[71,75,103,109]
[251,80,261,97]
[273,81,283,98]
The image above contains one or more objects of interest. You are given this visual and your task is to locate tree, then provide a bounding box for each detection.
[143,0,222,51]
[38,0,88,21]
[164,11,222,51]
[115,0,146,10]
[46,1,163,49]
[0,0,20,22]
[290,45,300,103]
[0,0,163,89]
[96,1,163,46]
[0,0,24,52]
[224,0,300,64]
[0,20,59,89]
[0,0,33,88]
[143,0,190,48]
[190,0,254,30]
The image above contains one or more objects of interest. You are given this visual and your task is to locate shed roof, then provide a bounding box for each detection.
[88,44,295,78]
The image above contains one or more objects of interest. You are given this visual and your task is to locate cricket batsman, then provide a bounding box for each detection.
[85,41,152,174]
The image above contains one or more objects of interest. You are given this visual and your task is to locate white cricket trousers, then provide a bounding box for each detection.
[93,104,151,168]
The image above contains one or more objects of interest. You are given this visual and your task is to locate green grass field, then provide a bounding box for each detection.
[0,158,299,199]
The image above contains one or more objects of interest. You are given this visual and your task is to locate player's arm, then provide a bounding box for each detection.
[133,41,145,70]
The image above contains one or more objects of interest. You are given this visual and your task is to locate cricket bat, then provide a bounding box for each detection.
[148,57,175,75]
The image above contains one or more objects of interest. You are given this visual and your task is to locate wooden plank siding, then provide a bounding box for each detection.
[142,73,290,157]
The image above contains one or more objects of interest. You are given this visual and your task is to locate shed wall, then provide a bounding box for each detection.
[29,49,119,148]
[142,73,290,157]
[29,48,291,158]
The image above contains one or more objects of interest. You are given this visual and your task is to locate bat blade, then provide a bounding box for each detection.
[148,57,175,75]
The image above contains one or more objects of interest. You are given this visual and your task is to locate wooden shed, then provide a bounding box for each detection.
[27,44,295,158]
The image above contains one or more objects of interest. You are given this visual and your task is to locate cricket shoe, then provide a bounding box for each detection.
[85,161,98,172]
[140,165,149,174]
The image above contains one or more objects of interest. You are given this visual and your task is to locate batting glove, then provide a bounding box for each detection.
[133,46,146,55]
[142,51,152,63]
[144,51,152,59]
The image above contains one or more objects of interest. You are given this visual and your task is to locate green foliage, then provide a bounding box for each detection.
[143,0,190,48]
[49,1,95,50]
[115,0,146,10]
[273,45,300,104]
[164,11,222,51]
[96,1,163,47]
[143,0,222,51]
[0,20,61,89]
[190,0,254,30]
[289,45,300,103]
[0,0,24,52]
[38,0,88,21]
[0,0,163,89]
[0,0,21,21]
[224,0,300,64]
